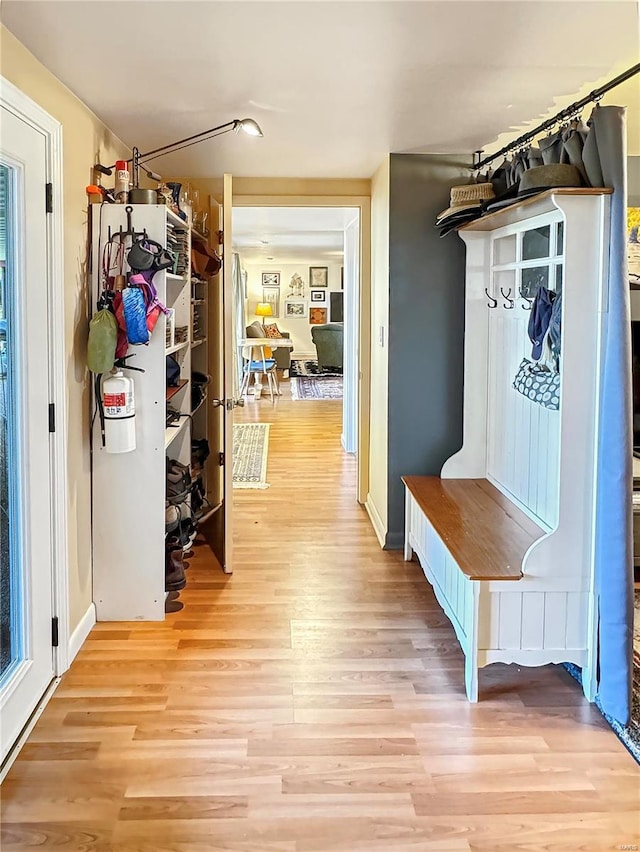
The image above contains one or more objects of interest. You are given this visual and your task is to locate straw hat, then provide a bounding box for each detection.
[435,182,495,224]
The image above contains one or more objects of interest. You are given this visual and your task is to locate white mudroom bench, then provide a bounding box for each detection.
[403,189,613,702]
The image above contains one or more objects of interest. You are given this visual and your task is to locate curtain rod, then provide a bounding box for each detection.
[471,62,640,171]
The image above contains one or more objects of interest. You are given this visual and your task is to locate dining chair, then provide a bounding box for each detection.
[239,343,279,403]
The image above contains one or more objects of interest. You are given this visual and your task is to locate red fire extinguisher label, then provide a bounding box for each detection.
[104,393,126,407]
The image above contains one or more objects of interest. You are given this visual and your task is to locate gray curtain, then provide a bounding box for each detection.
[231,253,247,398]
[587,105,633,725]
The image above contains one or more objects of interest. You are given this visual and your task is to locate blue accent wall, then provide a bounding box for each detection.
[385,153,470,547]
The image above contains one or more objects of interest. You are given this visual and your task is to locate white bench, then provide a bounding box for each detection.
[403,476,556,701]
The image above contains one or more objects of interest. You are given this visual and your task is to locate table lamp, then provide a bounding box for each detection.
[255,303,273,320]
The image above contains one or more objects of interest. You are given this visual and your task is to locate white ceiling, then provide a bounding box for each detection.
[233,206,354,262]
[3,1,639,178]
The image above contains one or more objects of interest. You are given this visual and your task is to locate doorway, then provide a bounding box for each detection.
[230,204,366,502]
[0,83,66,770]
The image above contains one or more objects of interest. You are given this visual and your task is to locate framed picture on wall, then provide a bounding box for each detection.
[309,266,328,288]
[310,290,325,302]
[262,286,280,317]
[285,300,306,317]
[309,307,327,325]
[330,291,344,323]
[262,272,280,287]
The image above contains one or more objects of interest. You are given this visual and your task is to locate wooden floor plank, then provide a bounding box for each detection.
[1,387,637,850]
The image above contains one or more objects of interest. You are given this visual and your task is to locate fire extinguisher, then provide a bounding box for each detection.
[101,369,136,453]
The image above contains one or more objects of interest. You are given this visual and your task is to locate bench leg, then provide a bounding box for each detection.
[464,655,478,702]
[403,490,413,561]
[464,584,480,702]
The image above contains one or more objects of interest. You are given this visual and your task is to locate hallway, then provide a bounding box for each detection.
[1,392,638,850]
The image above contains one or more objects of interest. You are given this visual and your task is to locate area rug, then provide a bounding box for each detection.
[564,593,640,765]
[232,423,270,489]
[291,377,343,400]
[290,359,342,378]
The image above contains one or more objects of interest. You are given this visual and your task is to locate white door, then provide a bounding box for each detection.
[0,106,55,763]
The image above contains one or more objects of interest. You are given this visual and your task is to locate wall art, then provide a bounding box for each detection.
[309,307,327,325]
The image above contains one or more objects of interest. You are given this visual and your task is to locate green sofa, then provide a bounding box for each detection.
[311,323,343,371]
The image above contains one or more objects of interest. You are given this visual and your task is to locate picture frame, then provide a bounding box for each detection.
[285,300,306,317]
[341,267,344,289]
[309,307,327,325]
[261,271,280,287]
[330,291,344,323]
[262,286,280,318]
[309,266,328,288]
[310,290,326,302]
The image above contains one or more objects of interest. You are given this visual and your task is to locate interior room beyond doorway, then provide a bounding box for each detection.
[231,205,361,498]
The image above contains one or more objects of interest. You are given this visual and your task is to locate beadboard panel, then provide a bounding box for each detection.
[486,308,560,529]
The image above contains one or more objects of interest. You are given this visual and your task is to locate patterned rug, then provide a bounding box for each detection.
[232,423,270,489]
[632,590,640,758]
[291,377,343,400]
[290,359,342,378]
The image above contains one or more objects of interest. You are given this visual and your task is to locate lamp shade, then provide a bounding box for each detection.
[255,302,273,318]
[238,118,264,137]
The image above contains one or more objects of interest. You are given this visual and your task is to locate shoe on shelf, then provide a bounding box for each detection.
[166,458,192,502]
[165,536,187,591]
[165,501,180,534]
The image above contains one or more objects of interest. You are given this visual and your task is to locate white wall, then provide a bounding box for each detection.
[243,259,344,360]
[366,157,390,545]
[343,214,360,453]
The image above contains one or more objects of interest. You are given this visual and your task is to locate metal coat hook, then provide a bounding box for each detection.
[500,287,515,309]
[520,290,534,310]
[484,288,498,309]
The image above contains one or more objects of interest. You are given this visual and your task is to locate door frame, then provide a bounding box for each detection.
[232,193,371,503]
[1,78,68,674]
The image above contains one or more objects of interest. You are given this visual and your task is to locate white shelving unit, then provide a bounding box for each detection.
[91,204,192,621]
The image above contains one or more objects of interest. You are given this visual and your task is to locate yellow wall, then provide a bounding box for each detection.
[1,26,132,633]
[176,176,371,203]
[366,157,390,543]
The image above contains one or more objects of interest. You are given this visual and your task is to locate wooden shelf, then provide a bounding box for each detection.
[166,208,188,229]
[459,188,613,233]
[191,228,208,243]
[166,272,187,285]
[191,338,206,349]
[166,379,188,401]
[165,415,189,449]
[165,341,189,356]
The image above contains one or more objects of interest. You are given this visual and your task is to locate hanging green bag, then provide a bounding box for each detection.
[87,308,117,373]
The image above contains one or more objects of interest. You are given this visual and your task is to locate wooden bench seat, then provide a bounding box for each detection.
[402,475,547,701]
[401,476,543,581]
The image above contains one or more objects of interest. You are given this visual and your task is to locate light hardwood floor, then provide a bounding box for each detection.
[1,385,639,850]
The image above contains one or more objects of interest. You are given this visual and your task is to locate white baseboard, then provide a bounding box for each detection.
[365,494,387,548]
[68,603,96,665]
